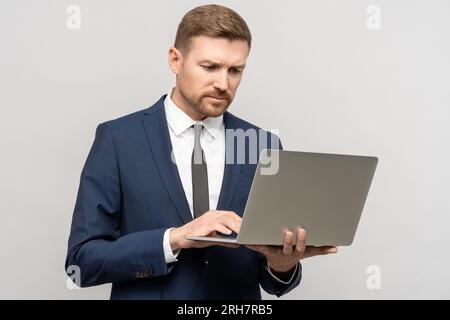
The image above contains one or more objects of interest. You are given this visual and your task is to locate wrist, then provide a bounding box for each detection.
[169,227,183,252]
[268,262,296,275]
[267,262,298,283]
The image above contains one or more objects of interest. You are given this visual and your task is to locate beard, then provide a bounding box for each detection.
[178,86,233,118]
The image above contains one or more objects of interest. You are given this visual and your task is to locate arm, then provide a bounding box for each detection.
[65,123,172,287]
[258,254,302,297]
[252,228,337,297]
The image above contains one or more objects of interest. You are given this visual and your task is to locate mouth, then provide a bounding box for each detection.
[205,96,228,102]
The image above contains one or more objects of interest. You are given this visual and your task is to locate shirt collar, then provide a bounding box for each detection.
[164,88,224,139]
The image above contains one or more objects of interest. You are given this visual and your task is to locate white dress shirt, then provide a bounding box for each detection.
[162,89,225,264]
[161,89,297,284]
[165,91,226,217]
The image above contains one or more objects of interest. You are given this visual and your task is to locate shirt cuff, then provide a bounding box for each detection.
[163,228,180,263]
[265,262,299,284]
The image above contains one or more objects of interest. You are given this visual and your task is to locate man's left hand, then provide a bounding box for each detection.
[246,228,337,274]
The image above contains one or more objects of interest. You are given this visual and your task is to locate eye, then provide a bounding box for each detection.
[202,65,218,71]
[230,68,242,75]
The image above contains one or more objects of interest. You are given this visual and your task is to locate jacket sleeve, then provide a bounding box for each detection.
[259,255,302,297]
[257,132,302,297]
[65,123,172,287]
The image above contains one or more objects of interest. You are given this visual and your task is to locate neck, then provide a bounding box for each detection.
[171,87,206,121]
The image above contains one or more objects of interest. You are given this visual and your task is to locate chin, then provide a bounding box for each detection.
[203,105,228,118]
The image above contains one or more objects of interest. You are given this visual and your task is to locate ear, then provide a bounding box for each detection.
[168,46,183,74]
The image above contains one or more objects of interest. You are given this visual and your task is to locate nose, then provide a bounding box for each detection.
[213,69,229,93]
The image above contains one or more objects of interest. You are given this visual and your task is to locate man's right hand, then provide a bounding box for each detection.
[169,210,242,251]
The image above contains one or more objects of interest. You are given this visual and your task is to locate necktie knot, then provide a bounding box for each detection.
[193,123,203,139]
[192,124,205,165]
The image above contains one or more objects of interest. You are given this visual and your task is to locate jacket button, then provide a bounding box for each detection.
[135,268,152,279]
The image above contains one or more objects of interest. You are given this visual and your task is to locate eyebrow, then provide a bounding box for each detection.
[198,60,246,69]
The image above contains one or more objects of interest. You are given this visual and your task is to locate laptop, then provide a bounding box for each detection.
[185,149,378,246]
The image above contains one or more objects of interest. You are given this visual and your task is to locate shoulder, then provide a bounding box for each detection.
[224,112,262,131]
[100,108,146,132]
[224,112,282,143]
[98,95,165,134]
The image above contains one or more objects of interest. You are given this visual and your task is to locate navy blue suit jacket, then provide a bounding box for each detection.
[65,95,301,299]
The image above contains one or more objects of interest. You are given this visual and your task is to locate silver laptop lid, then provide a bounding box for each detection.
[237,150,378,246]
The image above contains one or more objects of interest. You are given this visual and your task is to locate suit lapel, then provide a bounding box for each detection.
[216,112,242,211]
[141,97,242,221]
[141,96,192,224]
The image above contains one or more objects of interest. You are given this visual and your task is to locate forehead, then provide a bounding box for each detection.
[186,35,249,65]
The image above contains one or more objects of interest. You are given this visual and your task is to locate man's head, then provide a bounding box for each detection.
[168,4,252,120]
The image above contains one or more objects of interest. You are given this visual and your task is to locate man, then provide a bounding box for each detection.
[65,4,337,300]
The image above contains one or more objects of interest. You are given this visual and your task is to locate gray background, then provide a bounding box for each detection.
[0,0,449,299]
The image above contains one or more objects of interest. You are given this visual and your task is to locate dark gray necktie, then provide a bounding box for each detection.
[192,124,209,218]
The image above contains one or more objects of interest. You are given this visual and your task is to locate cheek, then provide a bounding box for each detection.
[230,77,242,92]
[179,72,196,95]
[186,68,211,90]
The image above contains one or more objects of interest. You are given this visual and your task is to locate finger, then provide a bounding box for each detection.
[206,230,217,237]
[283,231,295,255]
[222,210,240,218]
[295,227,306,255]
[221,211,243,224]
[201,241,239,249]
[220,216,242,234]
[309,246,337,255]
[321,246,338,254]
[219,243,240,249]
[303,246,338,259]
[213,223,233,235]
[302,246,320,259]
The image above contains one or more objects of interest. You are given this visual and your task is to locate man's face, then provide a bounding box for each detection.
[169,35,249,119]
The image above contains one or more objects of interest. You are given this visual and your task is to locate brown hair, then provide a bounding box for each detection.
[174,4,252,54]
